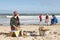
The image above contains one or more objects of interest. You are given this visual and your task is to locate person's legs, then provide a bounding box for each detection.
[19,31,21,36]
[51,19,54,25]
[9,32,13,37]
[9,30,16,37]
[51,19,52,24]
[46,19,49,26]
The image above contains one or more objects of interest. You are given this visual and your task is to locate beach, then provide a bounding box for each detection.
[0,25,60,40]
[0,0,60,40]
[0,14,60,40]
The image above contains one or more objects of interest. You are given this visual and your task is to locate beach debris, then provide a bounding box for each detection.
[32,38,35,40]
[22,31,27,38]
[58,33,60,35]
[53,31,57,34]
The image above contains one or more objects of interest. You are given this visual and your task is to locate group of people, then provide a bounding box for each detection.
[10,11,58,31]
[10,11,58,37]
[39,14,58,25]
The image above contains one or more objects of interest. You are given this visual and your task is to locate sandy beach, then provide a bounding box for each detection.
[0,25,60,40]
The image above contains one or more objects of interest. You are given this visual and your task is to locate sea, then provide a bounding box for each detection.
[0,14,60,26]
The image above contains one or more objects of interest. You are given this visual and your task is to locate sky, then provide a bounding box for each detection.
[0,0,60,13]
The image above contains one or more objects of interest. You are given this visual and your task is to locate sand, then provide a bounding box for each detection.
[0,25,60,40]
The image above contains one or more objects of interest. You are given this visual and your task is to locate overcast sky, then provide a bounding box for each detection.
[0,0,60,13]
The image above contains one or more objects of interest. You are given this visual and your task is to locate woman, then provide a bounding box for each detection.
[10,11,20,31]
[10,11,20,37]
[45,14,49,25]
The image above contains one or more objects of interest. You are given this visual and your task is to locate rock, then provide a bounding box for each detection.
[53,31,57,34]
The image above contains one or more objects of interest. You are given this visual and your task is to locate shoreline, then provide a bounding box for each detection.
[0,23,60,26]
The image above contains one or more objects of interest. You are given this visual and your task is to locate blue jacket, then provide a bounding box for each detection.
[53,16,58,23]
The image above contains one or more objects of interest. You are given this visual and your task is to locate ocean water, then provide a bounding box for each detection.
[0,15,60,26]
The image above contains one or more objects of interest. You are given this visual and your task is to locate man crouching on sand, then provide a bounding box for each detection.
[10,11,21,37]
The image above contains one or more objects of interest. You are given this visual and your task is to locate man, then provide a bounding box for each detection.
[39,14,43,25]
[39,14,43,22]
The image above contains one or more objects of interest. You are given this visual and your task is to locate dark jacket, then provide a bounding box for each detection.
[10,17,20,30]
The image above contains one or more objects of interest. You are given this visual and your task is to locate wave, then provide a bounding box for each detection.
[6,15,60,20]
[0,15,60,26]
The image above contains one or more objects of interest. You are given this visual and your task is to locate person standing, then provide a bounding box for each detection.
[39,14,43,25]
[39,14,43,22]
[45,14,49,25]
